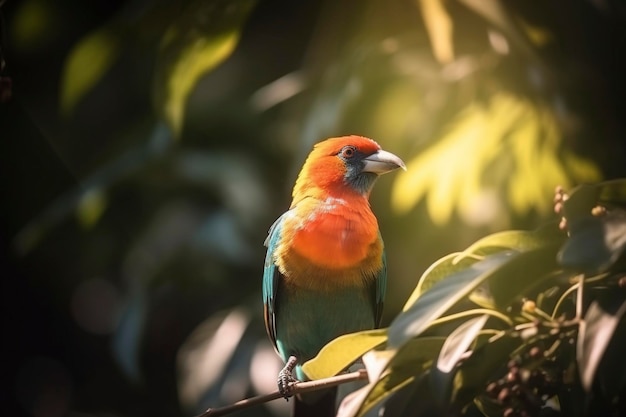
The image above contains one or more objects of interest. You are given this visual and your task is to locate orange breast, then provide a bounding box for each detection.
[292,210,375,269]
[274,196,384,290]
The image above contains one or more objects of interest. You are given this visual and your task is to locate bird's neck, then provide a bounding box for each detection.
[291,182,370,209]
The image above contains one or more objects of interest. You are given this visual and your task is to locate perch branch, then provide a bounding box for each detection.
[197,369,368,417]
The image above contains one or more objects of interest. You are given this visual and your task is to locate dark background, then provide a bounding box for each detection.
[2,1,625,416]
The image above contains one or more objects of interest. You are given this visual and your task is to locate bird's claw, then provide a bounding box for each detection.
[277,355,298,399]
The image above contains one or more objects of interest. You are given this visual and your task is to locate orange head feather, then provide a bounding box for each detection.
[291,135,405,206]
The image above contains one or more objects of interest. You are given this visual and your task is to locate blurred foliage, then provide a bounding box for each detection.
[153,0,256,137]
[306,179,626,417]
[392,92,601,225]
[61,25,123,115]
[2,0,626,417]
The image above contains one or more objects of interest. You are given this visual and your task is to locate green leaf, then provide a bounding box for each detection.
[345,337,446,417]
[451,332,521,406]
[561,183,603,227]
[461,226,565,308]
[485,242,563,310]
[154,0,256,137]
[597,178,626,206]
[386,337,447,373]
[560,179,625,223]
[436,315,489,374]
[562,180,626,223]
[468,286,496,310]
[453,225,563,262]
[351,367,416,417]
[430,315,490,406]
[389,251,516,348]
[402,252,471,311]
[337,384,375,417]
[558,209,626,274]
[60,26,122,114]
[558,180,626,275]
[577,297,626,391]
[301,329,387,380]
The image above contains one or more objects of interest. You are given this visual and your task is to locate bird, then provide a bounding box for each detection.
[263,135,405,416]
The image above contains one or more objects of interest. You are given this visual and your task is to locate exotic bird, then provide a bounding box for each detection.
[263,135,405,416]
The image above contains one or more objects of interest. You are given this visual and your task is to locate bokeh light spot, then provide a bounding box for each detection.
[71,278,120,335]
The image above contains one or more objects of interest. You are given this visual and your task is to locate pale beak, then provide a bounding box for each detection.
[362,149,406,174]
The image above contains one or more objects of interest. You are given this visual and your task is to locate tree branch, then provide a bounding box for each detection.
[198,369,368,417]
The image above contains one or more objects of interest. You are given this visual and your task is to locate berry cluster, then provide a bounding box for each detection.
[485,345,561,417]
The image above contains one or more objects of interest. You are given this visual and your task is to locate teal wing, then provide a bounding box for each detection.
[373,243,387,327]
[263,212,287,350]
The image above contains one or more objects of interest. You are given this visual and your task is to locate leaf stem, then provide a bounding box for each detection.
[431,308,513,327]
[551,282,580,319]
[575,274,584,320]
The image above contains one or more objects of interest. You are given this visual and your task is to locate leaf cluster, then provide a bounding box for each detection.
[59,0,256,138]
[303,179,626,417]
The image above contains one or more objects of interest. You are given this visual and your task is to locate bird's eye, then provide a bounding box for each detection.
[340,146,356,159]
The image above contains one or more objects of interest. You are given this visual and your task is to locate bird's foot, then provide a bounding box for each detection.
[277,355,298,399]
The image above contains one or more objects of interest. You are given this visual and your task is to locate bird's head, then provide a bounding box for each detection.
[292,135,406,202]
